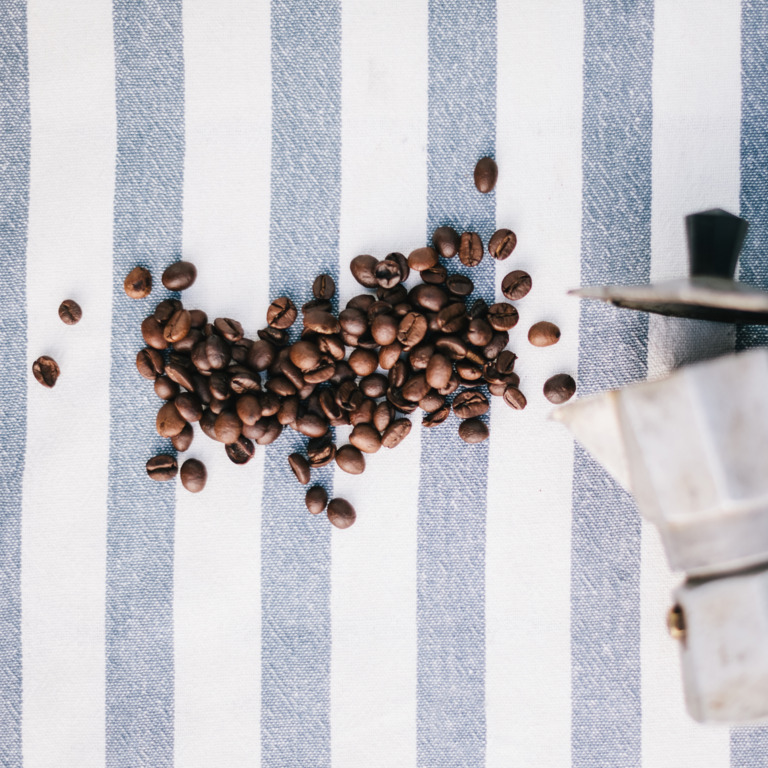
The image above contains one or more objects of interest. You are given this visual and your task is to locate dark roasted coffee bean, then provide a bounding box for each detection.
[432,225,460,258]
[153,298,182,324]
[409,342,434,371]
[295,412,329,438]
[288,453,311,485]
[191,342,211,373]
[408,246,439,272]
[316,389,340,422]
[236,393,262,425]
[307,432,336,467]
[378,283,409,305]
[374,258,403,289]
[373,401,394,432]
[349,397,375,426]
[496,350,517,374]
[166,358,195,391]
[199,409,218,440]
[302,298,333,314]
[154,375,178,400]
[357,373,386,399]
[256,392,278,417]
[410,283,449,312]
[469,298,488,320]
[350,254,379,288]
[336,444,365,475]
[124,266,152,299]
[327,498,356,529]
[347,293,375,313]
[189,309,207,328]
[58,298,82,325]
[180,458,206,492]
[458,417,489,443]
[436,302,467,334]
[436,371,460,396]
[446,274,474,297]
[474,156,498,193]
[276,396,299,425]
[330,360,355,385]
[305,486,328,515]
[348,347,378,377]
[172,422,194,452]
[267,296,297,329]
[435,335,468,360]
[419,390,445,413]
[370,314,398,346]
[543,373,576,404]
[303,359,335,384]
[257,326,289,346]
[483,331,509,360]
[208,371,231,401]
[459,231,483,267]
[455,359,483,381]
[313,273,336,300]
[378,341,402,370]
[156,401,187,437]
[367,300,393,321]
[423,403,450,427]
[488,229,517,261]
[488,302,519,331]
[304,308,340,335]
[230,338,253,364]
[402,373,429,402]
[290,340,322,372]
[175,392,203,422]
[503,385,527,410]
[173,327,202,354]
[141,316,167,350]
[453,389,489,419]
[386,387,418,413]
[528,321,560,347]
[421,265,447,284]
[388,359,409,389]
[501,270,531,302]
[488,381,506,397]
[204,334,231,370]
[163,308,191,343]
[381,418,412,448]
[425,353,452,389]
[214,411,242,443]
[229,368,261,395]
[146,454,178,481]
[208,398,230,415]
[339,307,367,336]
[349,423,381,454]
[136,347,164,379]
[213,317,244,342]
[226,435,255,464]
[397,312,428,349]
[386,252,410,282]
[265,375,296,397]
[162,260,197,291]
[465,318,493,347]
[248,339,276,371]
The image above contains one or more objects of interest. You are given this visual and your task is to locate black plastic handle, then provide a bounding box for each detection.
[686,208,749,279]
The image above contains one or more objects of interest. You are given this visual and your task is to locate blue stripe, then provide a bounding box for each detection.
[732,0,768,762]
[106,1,184,765]
[418,2,495,765]
[261,3,340,765]
[0,1,28,765]
[572,2,653,766]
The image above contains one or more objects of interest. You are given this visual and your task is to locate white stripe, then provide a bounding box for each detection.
[642,1,740,764]
[331,2,427,765]
[22,2,115,765]
[174,2,270,765]
[487,2,583,765]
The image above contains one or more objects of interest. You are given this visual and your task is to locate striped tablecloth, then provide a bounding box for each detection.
[2,0,767,766]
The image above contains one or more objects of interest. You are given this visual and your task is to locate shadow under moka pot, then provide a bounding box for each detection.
[562,209,768,724]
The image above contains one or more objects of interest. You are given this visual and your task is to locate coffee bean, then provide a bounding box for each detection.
[387,387,418,413]
[456,359,483,381]
[359,373,388,399]
[386,252,410,283]
[501,269,532,301]
[453,389,489,419]
[156,401,187,437]
[209,399,229,415]
[180,458,207,492]
[373,401,395,432]
[295,412,330,438]
[277,396,299,425]
[424,353,451,390]
[162,261,197,291]
[213,317,244,342]
[397,312,428,348]
[166,358,195,391]
[432,226,460,258]
[339,307,367,337]
[469,298,489,319]
[290,340,322,372]
[246,416,281,445]
[488,381,507,398]
[436,303,467,334]
[306,486,328,514]
[483,331,509,360]
[543,373,576,404]
[410,283,449,313]
[371,314,398,346]
[313,274,336,300]
[267,297,297,329]
[214,411,242,443]
[327,498,356,529]
[258,326,289,346]
[173,328,202,354]
[387,359,409,389]
[436,371,460,396]
[419,390,445,413]
[203,335,230,370]
[375,258,403,289]
[421,265,448,285]
[446,274,474,297]
[378,341,402,370]
[288,453,311,485]
[458,417,489,443]
[349,423,382,454]
[124,266,152,299]
[174,392,203,422]
[146,454,178,481]
[381,418,412,448]
[154,375,178,400]
[235,393,262,425]
[402,373,429,402]
[317,334,345,361]
[435,335,468,359]
[502,385,527,410]
[488,302,519,331]
[307,432,336,467]
[303,299,333,314]
[489,229,517,261]
[349,254,377,287]
[229,368,261,394]
[225,435,255,464]
[189,309,207,328]
[474,156,498,193]
[346,294,374,313]
[408,246,439,272]
[247,339,275,372]
[304,309,340,335]
[459,232,483,267]
[336,444,365,475]
[348,347,378,377]
[423,403,450,427]
[199,409,218,440]
[528,321,560,347]
[465,318,493,347]
[496,350,517,374]
[136,347,164,379]
[163,308,191,343]
[172,423,194,452]
[58,299,82,325]
[141,316,168,350]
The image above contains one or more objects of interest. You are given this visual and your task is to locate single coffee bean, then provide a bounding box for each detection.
[174,392,203,422]
[487,302,519,331]
[432,225,460,258]
[408,246,439,272]
[161,260,197,291]
[165,359,195,391]
[425,353,452,389]
[348,397,375,426]
[173,327,202,354]
[378,283,409,306]
[124,266,152,299]
[397,312,428,348]
[423,403,450,427]
[370,314,398,346]
[267,296,297,329]
[465,318,493,347]
[436,371,460,396]
[474,156,498,193]
[305,486,328,515]
[58,299,82,325]
[469,298,489,320]
[257,326,289,346]
[402,373,429,402]
[458,417,490,443]
[288,453,311,485]
[214,411,242,443]
[378,341,402,370]
[204,335,231,370]
[386,386,418,413]
[350,254,379,288]
[277,396,299,425]
[359,373,388,399]
[386,252,410,283]
[410,283,449,312]
[199,409,218,440]
[170,423,193,453]
[488,381,507,398]
[348,347,378,377]
[141,316,168,350]
[136,347,164,379]
[32,355,61,389]
[483,331,509,360]
[312,273,336,300]
[436,302,468,334]
[501,269,532,301]
[236,393,263,425]
[154,375,179,400]
[455,359,483,381]
[496,349,517,374]
[502,385,527,410]
[459,231,483,267]
[445,274,473,297]
[213,317,244,342]
[453,389,489,419]
[381,418,412,448]
[327,497,356,529]
[349,423,382,454]
[230,337,253,364]
[209,398,230,415]
[339,307,367,336]
[180,458,207,493]
[374,258,403,289]
[419,390,445,413]
[226,435,255,465]
[295,412,330,438]
[421,265,448,284]
[528,321,561,347]
[336,444,365,475]
[303,298,333,314]
[229,368,261,395]
[155,300,183,325]
[208,371,230,401]
[163,308,192,343]
[304,308,341,335]
[146,454,178,481]
[387,359,409,389]
[307,432,336,467]
[369,402,393,434]
[543,373,576,404]
[489,229,518,261]
[290,340,322,372]
[156,401,187,437]
[189,309,207,328]
[406,343,431,372]
[435,335,468,360]
[347,293,375,313]
[247,339,276,372]
[317,334,345,361]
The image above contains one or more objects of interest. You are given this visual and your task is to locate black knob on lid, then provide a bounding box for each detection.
[686,208,748,279]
